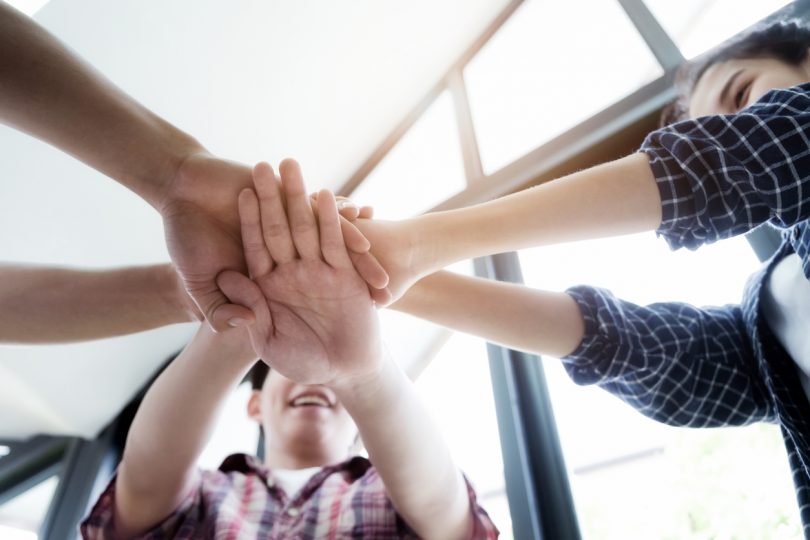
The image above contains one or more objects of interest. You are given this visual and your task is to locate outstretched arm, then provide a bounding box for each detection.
[355,152,661,303]
[114,325,257,539]
[0,263,198,343]
[218,160,486,539]
[393,270,585,358]
[0,3,385,329]
[393,270,773,428]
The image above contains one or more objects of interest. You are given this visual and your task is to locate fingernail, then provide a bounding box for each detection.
[228,318,249,327]
[337,200,355,209]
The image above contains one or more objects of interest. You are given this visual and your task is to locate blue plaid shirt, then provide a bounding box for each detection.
[562,82,810,536]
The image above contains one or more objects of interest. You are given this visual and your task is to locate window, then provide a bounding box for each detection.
[644,0,793,59]
[464,0,662,175]
[518,232,800,537]
[0,474,59,539]
[350,90,467,219]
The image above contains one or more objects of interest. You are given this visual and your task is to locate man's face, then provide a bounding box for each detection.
[689,53,810,118]
[249,369,357,464]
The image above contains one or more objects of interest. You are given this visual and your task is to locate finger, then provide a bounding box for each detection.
[183,276,252,332]
[217,270,273,343]
[349,250,389,289]
[279,158,320,260]
[238,189,274,277]
[253,162,297,264]
[340,216,371,252]
[213,303,256,329]
[369,285,393,306]
[336,197,360,221]
[358,205,374,219]
[317,189,352,268]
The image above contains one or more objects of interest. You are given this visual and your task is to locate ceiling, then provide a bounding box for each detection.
[0,0,510,439]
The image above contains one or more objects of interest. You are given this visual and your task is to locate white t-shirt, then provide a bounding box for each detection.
[271,466,321,497]
[761,253,810,399]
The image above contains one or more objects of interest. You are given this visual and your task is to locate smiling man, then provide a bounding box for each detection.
[80,161,498,539]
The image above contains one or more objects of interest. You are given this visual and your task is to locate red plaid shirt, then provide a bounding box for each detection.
[81,453,499,539]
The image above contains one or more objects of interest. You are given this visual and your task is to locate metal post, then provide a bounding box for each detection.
[476,253,581,540]
[39,424,123,540]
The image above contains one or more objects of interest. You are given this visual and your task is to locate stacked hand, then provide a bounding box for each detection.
[218,160,384,389]
[160,152,389,332]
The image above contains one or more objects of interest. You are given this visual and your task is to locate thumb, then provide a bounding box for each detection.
[216,271,271,331]
[186,284,254,333]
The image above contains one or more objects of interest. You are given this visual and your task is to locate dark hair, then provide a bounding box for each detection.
[249,361,270,390]
[661,20,810,125]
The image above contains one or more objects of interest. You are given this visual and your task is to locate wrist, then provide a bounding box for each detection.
[153,142,210,212]
[330,353,400,410]
[157,264,201,323]
[409,213,446,277]
[195,324,259,370]
[133,125,206,210]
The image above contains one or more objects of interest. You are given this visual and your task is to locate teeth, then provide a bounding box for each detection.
[291,395,330,407]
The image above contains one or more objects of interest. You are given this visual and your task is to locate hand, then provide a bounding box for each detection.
[218,160,383,388]
[312,190,430,305]
[320,201,427,306]
[160,152,387,331]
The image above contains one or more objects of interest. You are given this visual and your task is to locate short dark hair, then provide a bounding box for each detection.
[661,20,810,125]
[249,361,270,391]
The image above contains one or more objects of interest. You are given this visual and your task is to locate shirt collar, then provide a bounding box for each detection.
[218,453,372,483]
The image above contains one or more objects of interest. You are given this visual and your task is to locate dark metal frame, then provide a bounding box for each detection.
[0,354,169,540]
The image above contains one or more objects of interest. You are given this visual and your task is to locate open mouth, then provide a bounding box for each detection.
[289,392,333,408]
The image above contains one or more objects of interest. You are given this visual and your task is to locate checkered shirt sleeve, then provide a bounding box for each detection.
[641,83,810,250]
[562,286,776,427]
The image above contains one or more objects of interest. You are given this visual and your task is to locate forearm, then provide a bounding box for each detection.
[333,358,473,540]
[412,153,661,275]
[0,263,196,343]
[393,270,584,358]
[116,325,256,537]
[0,2,202,207]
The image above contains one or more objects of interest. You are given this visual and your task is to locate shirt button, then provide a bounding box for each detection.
[287,508,300,517]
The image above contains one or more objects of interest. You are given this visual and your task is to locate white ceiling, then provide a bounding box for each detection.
[0,0,510,439]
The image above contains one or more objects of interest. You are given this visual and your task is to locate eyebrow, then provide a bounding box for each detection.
[718,69,743,109]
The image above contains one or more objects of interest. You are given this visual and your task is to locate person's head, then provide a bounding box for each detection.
[247,362,357,469]
[662,20,810,123]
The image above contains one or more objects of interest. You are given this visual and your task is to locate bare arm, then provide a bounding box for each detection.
[357,152,661,303]
[0,1,201,206]
[0,4,386,328]
[114,325,257,539]
[332,357,474,539]
[0,263,198,343]
[393,270,584,358]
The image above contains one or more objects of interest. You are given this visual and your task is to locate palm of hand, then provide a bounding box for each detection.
[252,260,379,386]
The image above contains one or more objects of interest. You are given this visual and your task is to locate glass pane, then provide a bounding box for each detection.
[415,331,513,538]
[351,90,467,219]
[518,232,800,537]
[465,0,662,175]
[0,474,59,538]
[644,0,793,59]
